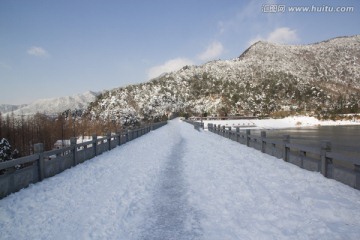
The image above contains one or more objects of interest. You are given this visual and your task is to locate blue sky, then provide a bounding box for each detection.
[1,0,359,104]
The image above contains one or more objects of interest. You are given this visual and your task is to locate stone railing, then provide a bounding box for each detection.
[0,121,167,199]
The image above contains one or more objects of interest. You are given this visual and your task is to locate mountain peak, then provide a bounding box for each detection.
[241,35,360,59]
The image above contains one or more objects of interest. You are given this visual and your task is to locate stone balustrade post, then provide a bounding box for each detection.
[320,141,332,178]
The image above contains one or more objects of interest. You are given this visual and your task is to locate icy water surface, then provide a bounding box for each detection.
[250,125,360,161]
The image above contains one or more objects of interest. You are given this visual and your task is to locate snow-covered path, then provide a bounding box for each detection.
[1,119,360,239]
[139,136,201,240]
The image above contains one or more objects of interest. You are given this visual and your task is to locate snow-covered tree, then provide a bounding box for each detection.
[0,138,12,162]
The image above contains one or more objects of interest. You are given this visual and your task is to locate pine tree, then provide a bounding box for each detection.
[0,138,12,162]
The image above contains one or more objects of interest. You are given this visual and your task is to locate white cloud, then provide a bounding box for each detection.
[217,0,268,37]
[148,58,194,79]
[217,21,226,35]
[248,27,299,45]
[198,41,224,61]
[267,27,299,44]
[27,46,49,57]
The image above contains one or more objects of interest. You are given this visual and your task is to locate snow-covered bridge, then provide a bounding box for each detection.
[1,119,360,239]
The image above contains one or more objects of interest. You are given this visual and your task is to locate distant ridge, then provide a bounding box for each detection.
[2,91,99,116]
[0,104,28,114]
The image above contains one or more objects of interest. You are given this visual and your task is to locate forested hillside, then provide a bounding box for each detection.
[87,35,360,124]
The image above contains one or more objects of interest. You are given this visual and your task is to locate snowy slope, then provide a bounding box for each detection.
[5,91,98,116]
[1,119,360,239]
[237,35,360,86]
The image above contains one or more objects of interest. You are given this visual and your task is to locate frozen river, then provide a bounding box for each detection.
[250,125,360,162]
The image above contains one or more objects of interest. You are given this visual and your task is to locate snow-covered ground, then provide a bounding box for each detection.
[1,119,360,239]
[202,116,360,129]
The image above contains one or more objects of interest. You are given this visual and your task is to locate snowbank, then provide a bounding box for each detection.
[1,119,360,239]
[202,116,360,129]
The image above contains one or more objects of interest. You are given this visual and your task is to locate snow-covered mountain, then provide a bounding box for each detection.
[88,35,360,124]
[4,91,99,116]
[0,104,28,114]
